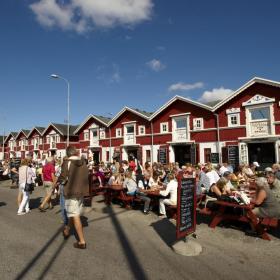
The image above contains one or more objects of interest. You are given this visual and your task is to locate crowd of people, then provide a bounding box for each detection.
[2,151,280,249]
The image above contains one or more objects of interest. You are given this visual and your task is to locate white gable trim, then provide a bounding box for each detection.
[73,115,109,135]
[213,77,280,111]
[42,123,64,136]
[108,107,150,126]
[242,94,275,107]
[150,95,212,121]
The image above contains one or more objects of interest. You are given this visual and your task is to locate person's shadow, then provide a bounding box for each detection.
[0,202,7,207]
[29,197,42,209]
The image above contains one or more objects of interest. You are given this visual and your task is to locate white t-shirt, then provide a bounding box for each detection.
[160,179,178,204]
[219,166,229,176]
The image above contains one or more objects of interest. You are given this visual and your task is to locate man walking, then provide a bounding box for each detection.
[58,146,89,249]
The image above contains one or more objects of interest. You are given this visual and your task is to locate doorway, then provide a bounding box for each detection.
[126,148,138,160]
[173,145,191,166]
[247,142,275,169]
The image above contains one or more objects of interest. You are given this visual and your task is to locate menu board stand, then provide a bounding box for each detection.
[173,173,202,256]
[176,175,196,240]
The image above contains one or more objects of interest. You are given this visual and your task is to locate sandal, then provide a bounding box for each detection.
[62,228,70,240]
[73,242,87,249]
[38,206,46,212]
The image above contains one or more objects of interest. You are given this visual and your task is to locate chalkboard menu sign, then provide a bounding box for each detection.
[176,176,196,240]
[210,153,219,164]
[228,146,239,169]
[158,147,167,164]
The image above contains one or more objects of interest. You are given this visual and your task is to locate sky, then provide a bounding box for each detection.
[1,0,280,133]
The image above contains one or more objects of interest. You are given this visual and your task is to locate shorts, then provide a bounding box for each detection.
[65,198,83,218]
[43,181,54,195]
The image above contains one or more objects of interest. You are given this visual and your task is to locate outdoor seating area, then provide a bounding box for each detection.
[80,159,280,241]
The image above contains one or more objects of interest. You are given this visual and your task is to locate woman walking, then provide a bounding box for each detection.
[17,159,35,215]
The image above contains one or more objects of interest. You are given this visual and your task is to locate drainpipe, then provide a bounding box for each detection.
[109,127,112,163]
[214,113,221,164]
[151,121,154,164]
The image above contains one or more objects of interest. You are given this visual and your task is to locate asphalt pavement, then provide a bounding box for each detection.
[1,180,280,280]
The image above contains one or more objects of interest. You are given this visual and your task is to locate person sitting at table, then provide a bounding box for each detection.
[251,177,280,218]
[158,173,178,217]
[149,172,161,189]
[266,172,280,203]
[222,171,236,192]
[202,163,220,192]
[108,172,122,186]
[123,171,137,196]
[92,166,105,188]
[208,177,231,198]
[137,173,152,214]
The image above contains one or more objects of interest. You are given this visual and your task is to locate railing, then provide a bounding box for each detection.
[250,120,270,137]
[90,138,99,147]
[124,134,136,145]
[172,129,188,142]
[50,142,56,149]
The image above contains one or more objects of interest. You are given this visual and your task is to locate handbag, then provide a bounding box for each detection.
[24,166,35,193]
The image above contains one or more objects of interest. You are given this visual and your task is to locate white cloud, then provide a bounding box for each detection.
[199,87,233,103]
[146,59,166,72]
[111,64,121,83]
[168,82,204,92]
[30,0,154,33]
[96,63,121,84]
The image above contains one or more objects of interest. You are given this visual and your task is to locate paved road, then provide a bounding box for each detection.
[0,180,280,280]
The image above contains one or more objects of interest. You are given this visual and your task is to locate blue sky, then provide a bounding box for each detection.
[1,0,280,133]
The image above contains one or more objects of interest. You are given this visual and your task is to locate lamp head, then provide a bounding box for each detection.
[50,74,59,79]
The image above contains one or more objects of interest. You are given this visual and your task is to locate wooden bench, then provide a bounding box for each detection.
[166,204,177,219]
[261,217,278,228]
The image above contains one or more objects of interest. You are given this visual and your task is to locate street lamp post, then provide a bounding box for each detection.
[51,74,70,147]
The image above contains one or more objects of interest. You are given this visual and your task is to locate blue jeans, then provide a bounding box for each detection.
[59,185,68,225]
[127,191,136,196]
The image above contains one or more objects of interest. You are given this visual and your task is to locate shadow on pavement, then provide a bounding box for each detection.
[105,205,148,280]
[14,226,65,280]
[150,218,176,247]
[29,197,42,209]
[0,202,7,207]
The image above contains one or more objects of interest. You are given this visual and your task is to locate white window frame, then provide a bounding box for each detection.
[39,138,43,145]
[138,125,145,135]
[99,128,106,139]
[193,118,204,130]
[46,136,50,144]
[84,131,89,141]
[160,122,169,133]
[56,135,60,143]
[227,113,240,127]
[116,128,122,137]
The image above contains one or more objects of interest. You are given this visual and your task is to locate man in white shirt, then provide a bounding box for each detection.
[159,174,178,217]
[219,163,229,176]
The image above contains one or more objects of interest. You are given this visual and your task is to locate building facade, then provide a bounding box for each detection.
[2,77,280,169]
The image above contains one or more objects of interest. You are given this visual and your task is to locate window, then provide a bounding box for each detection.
[193,118,203,130]
[146,150,151,162]
[106,151,110,162]
[31,139,34,145]
[39,138,43,145]
[126,125,134,134]
[56,135,60,143]
[92,129,98,137]
[84,131,89,141]
[228,113,240,127]
[250,107,270,120]
[175,118,186,129]
[160,122,169,133]
[100,129,105,139]
[46,137,50,144]
[116,128,122,137]
[138,125,145,135]
[204,148,211,163]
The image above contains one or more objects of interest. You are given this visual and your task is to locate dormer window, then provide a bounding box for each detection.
[226,108,240,127]
[193,118,203,130]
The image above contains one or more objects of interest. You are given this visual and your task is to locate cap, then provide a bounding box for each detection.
[253,161,260,167]
[265,167,273,172]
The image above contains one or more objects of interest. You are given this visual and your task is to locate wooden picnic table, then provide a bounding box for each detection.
[104,184,124,205]
[209,200,271,241]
